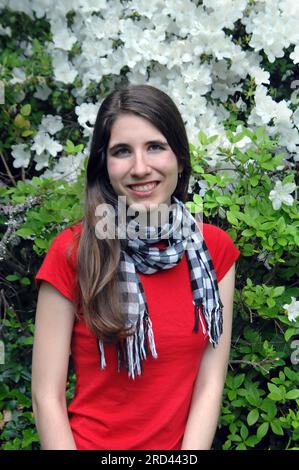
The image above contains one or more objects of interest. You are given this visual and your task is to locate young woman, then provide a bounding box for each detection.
[32,84,240,450]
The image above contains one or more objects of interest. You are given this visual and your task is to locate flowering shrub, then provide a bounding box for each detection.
[0,0,298,450]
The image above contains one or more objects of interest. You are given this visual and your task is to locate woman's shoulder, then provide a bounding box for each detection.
[49,220,83,250]
[200,221,232,242]
[43,220,83,273]
[202,221,235,239]
[35,221,83,302]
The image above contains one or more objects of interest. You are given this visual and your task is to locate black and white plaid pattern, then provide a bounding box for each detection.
[98,196,223,379]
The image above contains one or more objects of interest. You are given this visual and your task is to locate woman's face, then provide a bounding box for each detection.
[106,113,183,214]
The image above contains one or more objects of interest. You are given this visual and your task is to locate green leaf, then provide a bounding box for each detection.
[246,435,261,447]
[285,390,299,400]
[260,221,275,230]
[240,424,249,441]
[21,104,31,116]
[223,440,231,450]
[198,131,209,145]
[230,434,242,442]
[20,277,31,286]
[21,337,34,345]
[234,374,245,388]
[247,409,259,426]
[193,194,203,206]
[260,399,277,419]
[273,286,285,297]
[241,229,255,237]
[255,127,266,140]
[185,201,202,214]
[227,211,238,225]
[277,238,287,246]
[228,390,237,401]
[34,238,49,249]
[21,130,34,137]
[216,196,232,205]
[236,443,247,450]
[6,274,19,281]
[14,114,30,129]
[16,227,34,237]
[267,298,275,308]
[268,383,282,394]
[268,383,284,401]
[203,174,218,184]
[270,421,284,436]
[192,164,204,174]
[257,422,269,440]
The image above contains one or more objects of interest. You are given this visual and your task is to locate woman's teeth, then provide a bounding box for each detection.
[130,182,158,192]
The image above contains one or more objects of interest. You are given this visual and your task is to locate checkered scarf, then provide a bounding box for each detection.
[98,196,223,379]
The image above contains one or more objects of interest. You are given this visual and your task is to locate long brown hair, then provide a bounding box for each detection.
[76,84,192,342]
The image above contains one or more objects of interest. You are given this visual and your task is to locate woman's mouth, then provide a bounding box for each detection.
[127,181,160,197]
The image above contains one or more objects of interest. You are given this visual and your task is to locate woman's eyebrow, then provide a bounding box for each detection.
[108,140,169,152]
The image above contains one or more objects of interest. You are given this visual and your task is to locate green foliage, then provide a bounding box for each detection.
[188,126,299,450]
[0,171,85,449]
[0,309,39,449]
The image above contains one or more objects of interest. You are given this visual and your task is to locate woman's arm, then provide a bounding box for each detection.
[181,263,236,450]
[31,281,77,450]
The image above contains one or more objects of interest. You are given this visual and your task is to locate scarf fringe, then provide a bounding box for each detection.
[98,340,107,369]
[193,298,224,347]
[99,309,158,380]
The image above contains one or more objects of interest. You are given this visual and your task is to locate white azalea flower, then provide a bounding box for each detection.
[78,0,108,13]
[257,250,272,271]
[10,67,26,84]
[269,181,296,210]
[75,102,100,127]
[244,0,296,63]
[11,144,31,168]
[250,67,270,85]
[42,152,86,182]
[283,297,299,323]
[33,151,50,171]
[249,85,277,125]
[274,100,293,125]
[292,108,299,128]
[290,45,299,64]
[0,25,12,36]
[34,84,52,101]
[53,62,77,84]
[274,121,299,153]
[51,21,77,51]
[40,115,64,135]
[31,132,63,157]
[7,0,33,16]
[126,0,162,18]
[196,179,209,197]
[52,51,78,84]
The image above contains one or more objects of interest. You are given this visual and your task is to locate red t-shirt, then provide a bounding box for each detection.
[35,222,240,450]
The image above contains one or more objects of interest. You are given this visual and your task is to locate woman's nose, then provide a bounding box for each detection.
[130,151,151,177]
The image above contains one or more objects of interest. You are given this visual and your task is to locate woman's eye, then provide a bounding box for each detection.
[149,144,164,151]
[113,148,130,156]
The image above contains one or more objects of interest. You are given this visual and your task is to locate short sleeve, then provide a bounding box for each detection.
[202,223,241,283]
[34,225,80,302]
